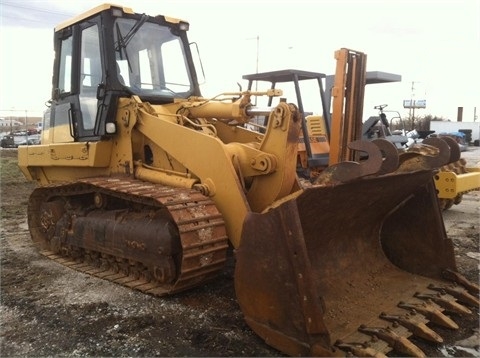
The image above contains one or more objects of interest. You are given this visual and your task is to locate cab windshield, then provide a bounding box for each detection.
[114,17,193,98]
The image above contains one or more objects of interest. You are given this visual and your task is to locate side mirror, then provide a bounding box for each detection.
[97,83,106,100]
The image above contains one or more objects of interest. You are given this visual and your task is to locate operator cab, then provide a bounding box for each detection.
[47,4,201,143]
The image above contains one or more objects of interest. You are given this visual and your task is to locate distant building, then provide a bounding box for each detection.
[0,118,23,127]
[430,121,479,143]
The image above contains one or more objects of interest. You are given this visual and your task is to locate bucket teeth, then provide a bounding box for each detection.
[398,301,459,329]
[428,283,480,307]
[414,292,472,314]
[358,325,425,358]
[443,269,480,296]
[379,312,443,343]
[334,341,387,358]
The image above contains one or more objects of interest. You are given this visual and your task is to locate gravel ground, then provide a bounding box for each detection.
[1,146,479,357]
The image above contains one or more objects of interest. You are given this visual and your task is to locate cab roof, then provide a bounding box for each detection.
[55,3,187,31]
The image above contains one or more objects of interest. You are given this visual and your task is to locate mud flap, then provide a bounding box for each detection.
[235,170,461,356]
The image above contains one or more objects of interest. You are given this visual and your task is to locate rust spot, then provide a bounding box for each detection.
[125,240,146,250]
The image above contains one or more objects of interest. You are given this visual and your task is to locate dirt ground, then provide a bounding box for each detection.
[1,147,479,357]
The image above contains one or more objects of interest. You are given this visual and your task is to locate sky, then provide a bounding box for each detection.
[0,0,479,122]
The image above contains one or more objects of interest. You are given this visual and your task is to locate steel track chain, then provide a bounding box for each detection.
[28,177,229,296]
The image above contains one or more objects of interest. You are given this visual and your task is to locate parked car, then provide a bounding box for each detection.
[1,135,16,148]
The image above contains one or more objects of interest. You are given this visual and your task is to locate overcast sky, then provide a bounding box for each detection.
[0,0,479,122]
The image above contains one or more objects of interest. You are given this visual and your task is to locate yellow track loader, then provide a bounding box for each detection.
[18,4,478,356]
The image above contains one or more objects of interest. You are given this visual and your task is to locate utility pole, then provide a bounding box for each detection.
[408,81,424,130]
[255,35,259,83]
[246,35,260,105]
[409,81,415,130]
[24,110,28,143]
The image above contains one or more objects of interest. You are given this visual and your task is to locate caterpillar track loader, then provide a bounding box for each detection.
[18,4,479,357]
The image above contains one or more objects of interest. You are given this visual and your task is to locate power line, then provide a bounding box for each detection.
[1,2,75,18]
[0,1,76,28]
[0,13,59,26]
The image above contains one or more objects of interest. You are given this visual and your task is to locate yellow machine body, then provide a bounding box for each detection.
[435,167,480,199]
[17,4,479,356]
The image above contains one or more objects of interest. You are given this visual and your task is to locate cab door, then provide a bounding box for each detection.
[49,19,103,143]
[49,26,76,143]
